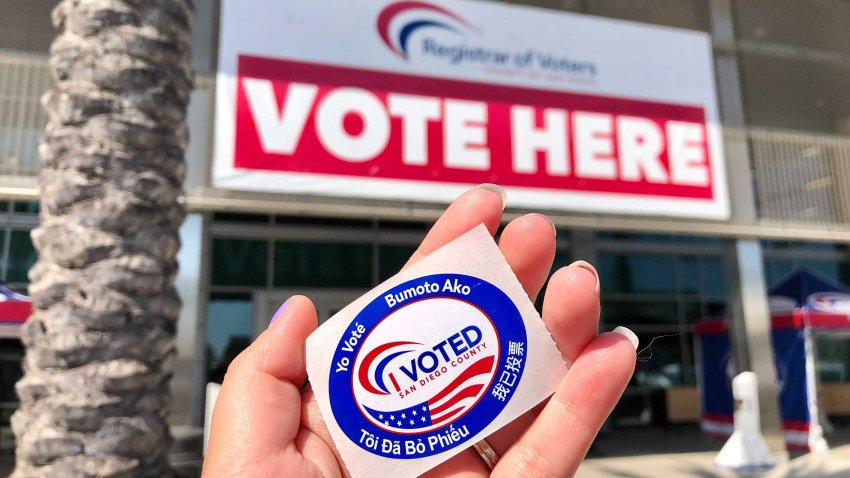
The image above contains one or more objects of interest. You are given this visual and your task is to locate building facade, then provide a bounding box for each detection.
[2,0,850,454]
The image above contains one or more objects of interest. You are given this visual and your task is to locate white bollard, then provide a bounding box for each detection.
[714,371,776,470]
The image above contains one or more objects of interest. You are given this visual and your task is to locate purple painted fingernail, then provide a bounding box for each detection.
[270,298,292,326]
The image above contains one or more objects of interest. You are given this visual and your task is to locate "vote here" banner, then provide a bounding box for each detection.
[215,0,729,219]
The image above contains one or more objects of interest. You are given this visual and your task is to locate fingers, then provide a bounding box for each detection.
[494,331,637,477]
[421,448,490,478]
[229,295,317,384]
[542,262,601,366]
[404,184,506,269]
[484,261,600,456]
[497,213,557,301]
[203,296,320,475]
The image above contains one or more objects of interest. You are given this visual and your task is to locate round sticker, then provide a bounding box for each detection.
[329,273,527,459]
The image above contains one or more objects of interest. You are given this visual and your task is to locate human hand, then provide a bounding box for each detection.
[202,184,638,477]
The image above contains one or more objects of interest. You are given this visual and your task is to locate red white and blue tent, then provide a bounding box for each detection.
[696,268,850,452]
[0,285,31,338]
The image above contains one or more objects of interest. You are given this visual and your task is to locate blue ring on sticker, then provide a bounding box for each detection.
[329,273,527,459]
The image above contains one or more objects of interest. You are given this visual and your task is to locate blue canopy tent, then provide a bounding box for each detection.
[0,284,31,339]
[696,268,850,451]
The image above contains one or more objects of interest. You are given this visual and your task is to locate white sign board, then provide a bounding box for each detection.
[215,0,728,219]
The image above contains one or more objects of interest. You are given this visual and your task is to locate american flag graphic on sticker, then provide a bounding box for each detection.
[329,274,527,459]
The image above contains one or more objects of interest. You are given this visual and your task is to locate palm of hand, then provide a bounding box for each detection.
[203,186,636,478]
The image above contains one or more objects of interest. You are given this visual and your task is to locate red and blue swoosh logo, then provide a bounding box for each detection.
[358,341,420,395]
[377,1,477,59]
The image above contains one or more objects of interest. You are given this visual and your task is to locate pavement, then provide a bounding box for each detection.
[577,426,850,478]
[3,426,850,477]
[577,447,850,478]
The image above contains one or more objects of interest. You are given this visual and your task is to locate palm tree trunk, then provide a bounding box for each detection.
[12,1,193,476]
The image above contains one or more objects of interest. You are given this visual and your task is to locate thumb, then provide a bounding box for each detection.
[203,296,318,474]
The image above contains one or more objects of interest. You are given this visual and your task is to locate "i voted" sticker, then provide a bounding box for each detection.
[329,274,527,458]
[306,225,566,478]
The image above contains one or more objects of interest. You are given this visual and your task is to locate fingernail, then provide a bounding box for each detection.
[528,213,556,237]
[477,183,507,211]
[569,260,599,294]
[270,298,292,326]
[613,326,639,350]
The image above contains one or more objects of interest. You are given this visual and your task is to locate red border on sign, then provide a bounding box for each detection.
[233,54,715,200]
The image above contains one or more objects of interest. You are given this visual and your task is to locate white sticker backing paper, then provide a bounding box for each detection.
[305,224,567,477]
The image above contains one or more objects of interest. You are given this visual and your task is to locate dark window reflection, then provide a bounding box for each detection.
[274,241,372,288]
[211,239,268,287]
[599,253,677,294]
[206,293,252,384]
[7,230,35,284]
[603,300,678,326]
[379,245,417,281]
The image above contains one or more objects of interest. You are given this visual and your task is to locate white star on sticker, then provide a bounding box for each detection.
[412,410,417,416]
[421,416,426,422]
[384,421,389,426]
[396,421,402,426]
[410,420,414,425]
[422,406,427,411]
[401,413,406,419]
[390,415,394,420]
[378,414,383,419]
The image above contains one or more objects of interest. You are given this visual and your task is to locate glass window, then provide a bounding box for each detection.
[0,337,24,453]
[597,232,678,243]
[735,0,850,55]
[764,259,794,288]
[596,231,721,246]
[611,329,686,427]
[679,255,700,294]
[632,331,685,387]
[602,300,678,326]
[0,338,23,402]
[378,220,430,233]
[211,238,268,287]
[206,293,253,384]
[274,215,373,229]
[762,240,840,252]
[12,202,37,214]
[212,212,269,224]
[7,230,34,284]
[598,252,677,294]
[379,244,416,281]
[816,336,850,383]
[683,301,704,324]
[706,301,727,317]
[699,257,726,298]
[274,241,372,288]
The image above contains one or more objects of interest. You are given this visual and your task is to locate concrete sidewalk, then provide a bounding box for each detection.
[4,427,850,477]
[576,426,850,478]
[577,446,850,477]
